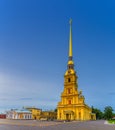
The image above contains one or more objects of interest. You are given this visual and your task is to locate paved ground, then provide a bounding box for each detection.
[0,119,115,130]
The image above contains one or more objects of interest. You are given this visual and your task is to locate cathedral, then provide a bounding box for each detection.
[57,19,96,121]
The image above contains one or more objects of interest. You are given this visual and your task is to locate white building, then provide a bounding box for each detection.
[6,109,32,119]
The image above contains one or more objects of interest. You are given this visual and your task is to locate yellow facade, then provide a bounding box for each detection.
[25,107,42,120]
[40,111,57,120]
[31,108,42,120]
[57,20,96,121]
[24,107,57,120]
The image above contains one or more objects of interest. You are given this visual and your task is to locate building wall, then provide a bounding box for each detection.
[24,107,42,120]
[57,105,92,121]
[6,109,32,120]
[25,107,57,120]
[57,69,95,121]
[40,111,57,120]
[31,109,41,120]
[0,114,6,119]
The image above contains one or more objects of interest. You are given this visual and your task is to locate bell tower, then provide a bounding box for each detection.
[64,18,78,97]
[57,19,96,121]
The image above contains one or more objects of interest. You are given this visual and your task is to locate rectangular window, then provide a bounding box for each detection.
[68,78,71,82]
[68,88,70,94]
[68,100,71,104]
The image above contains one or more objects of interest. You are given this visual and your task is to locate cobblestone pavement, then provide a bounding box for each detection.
[0,119,115,130]
[0,119,63,127]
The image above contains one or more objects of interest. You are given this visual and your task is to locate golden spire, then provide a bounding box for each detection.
[67,18,74,69]
[69,18,72,57]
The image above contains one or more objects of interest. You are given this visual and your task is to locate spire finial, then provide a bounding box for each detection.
[69,18,72,58]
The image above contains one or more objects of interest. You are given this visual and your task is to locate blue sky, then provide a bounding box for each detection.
[0,0,115,113]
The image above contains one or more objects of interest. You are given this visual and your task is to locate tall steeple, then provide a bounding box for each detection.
[57,20,96,121]
[69,18,72,58]
[68,18,74,69]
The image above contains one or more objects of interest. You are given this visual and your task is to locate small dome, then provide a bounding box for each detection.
[68,60,74,65]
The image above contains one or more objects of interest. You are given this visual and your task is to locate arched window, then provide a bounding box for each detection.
[68,100,71,104]
[68,88,70,94]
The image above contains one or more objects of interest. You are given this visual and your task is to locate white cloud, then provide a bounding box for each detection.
[0,72,60,112]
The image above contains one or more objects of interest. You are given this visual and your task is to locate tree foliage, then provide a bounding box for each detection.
[104,106,114,120]
[54,108,57,112]
[91,106,103,119]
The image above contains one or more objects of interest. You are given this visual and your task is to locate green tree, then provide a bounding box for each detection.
[91,106,103,119]
[54,108,57,112]
[104,106,114,120]
[112,113,115,117]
